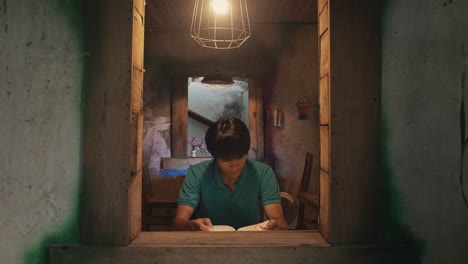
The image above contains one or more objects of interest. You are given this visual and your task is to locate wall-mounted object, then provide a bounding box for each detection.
[296,98,310,120]
[190,0,251,49]
[273,106,285,128]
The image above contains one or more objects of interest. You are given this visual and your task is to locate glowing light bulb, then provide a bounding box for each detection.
[211,0,229,15]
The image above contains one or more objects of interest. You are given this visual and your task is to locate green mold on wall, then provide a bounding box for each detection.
[20,0,84,263]
[380,111,426,263]
[379,1,426,262]
[21,207,81,264]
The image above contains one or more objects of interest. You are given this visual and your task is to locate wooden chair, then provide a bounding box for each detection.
[142,165,181,231]
[296,152,320,230]
[141,165,154,231]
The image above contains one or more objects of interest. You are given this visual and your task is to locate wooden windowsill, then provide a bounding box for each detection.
[131,231,329,247]
[49,232,415,264]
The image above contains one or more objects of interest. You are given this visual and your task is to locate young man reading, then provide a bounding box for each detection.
[172,118,288,231]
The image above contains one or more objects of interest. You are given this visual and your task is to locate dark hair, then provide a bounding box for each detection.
[205,118,250,160]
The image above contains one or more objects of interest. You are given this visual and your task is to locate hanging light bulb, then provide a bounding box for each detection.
[211,0,229,15]
[190,0,251,49]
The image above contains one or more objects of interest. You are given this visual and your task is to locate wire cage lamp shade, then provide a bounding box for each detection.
[190,0,251,49]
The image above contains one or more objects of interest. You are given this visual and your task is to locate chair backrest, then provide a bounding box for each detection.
[142,165,153,200]
[298,152,314,193]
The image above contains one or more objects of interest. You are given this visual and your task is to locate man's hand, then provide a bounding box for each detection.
[263,203,289,230]
[265,219,288,230]
[172,205,214,231]
[190,218,214,231]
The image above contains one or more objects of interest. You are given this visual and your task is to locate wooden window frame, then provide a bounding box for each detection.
[78,0,381,247]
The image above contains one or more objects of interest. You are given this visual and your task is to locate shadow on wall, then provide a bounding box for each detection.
[380,111,426,263]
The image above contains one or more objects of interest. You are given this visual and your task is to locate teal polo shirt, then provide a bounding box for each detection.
[177,159,280,229]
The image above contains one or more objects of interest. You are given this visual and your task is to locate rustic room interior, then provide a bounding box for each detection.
[141,0,321,232]
[2,0,468,264]
[51,0,390,261]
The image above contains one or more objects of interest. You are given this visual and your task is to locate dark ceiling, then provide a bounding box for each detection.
[145,0,317,27]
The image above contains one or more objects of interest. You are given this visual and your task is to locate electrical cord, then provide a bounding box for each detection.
[459,41,468,209]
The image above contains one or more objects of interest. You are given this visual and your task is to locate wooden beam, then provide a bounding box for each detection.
[171,77,188,158]
[129,0,146,242]
[248,78,264,160]
[317,0,331,242]
[81,0,133,245]
[328,0,381,243]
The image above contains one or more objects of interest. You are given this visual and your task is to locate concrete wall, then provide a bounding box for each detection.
[0,0,83,263]
[265,25,319,195]
[382,0,468,263]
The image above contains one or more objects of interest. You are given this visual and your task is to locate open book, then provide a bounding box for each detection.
[212,220,269,231]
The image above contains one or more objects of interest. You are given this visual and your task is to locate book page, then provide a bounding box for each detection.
[212,220,270,231]
[237,220,269,231]
[212,225,236,232]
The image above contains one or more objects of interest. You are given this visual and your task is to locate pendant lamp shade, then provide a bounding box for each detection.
[190,0,251,49]
[201,66,234,89]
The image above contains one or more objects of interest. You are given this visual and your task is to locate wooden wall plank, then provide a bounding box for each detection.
[130,113,139,178]
[136,113,143,171]
[319,170,330,240]
[319,75,329,125]
[129,0,145,242]
[318,0,328,14]
[319,3,329,37]
[129,111,143,241]
[131,67,143,112]
[319,30,330,78]
[129,170,142,241]
[317,0,330,243]
[319,126,329,173]
[171,77,188,158]
[132,6,144,70]
[328,0,381,243]
[81,0,133,245]
[133,0,145,19]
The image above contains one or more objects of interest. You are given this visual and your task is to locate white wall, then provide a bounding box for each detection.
[382,0,468,263]
[187,78,249,156]
[188,78,249,123]
[0,1,83,263]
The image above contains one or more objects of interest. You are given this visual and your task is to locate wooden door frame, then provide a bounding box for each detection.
[170,76,264,160]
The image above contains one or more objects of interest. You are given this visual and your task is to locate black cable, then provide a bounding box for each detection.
[459,39,468,208]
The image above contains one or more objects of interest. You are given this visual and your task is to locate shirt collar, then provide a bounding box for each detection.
[210,159,248,188]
